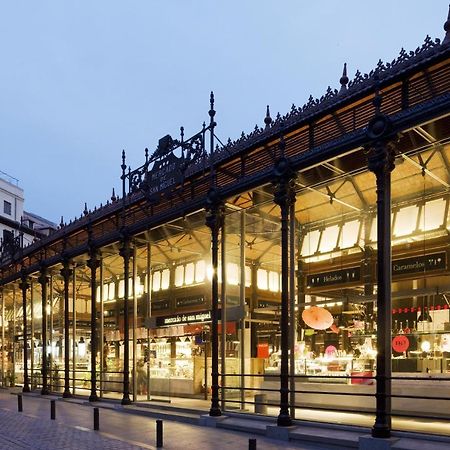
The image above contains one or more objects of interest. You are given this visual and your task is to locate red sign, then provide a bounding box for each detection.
[392,335,410,353]
[257,343,270,358]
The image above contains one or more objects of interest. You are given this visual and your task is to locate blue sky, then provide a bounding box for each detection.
[1,1,448,223]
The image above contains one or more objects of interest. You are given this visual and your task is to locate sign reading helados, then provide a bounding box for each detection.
[302,306,334,330]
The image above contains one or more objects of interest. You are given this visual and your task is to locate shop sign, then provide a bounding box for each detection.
[151,300,170,311]
[392,335,410,353]
[176,296,205,308]
[392,252,446,276]
[156,310,212,327]
[307,267,361,288]
[257,300,279,308]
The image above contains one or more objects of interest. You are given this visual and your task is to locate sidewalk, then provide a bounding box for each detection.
[0,391,333,450]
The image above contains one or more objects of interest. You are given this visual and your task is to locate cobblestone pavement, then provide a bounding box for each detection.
[0,391,335,450]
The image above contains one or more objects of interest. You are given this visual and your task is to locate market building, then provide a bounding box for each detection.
[1,8,450,440]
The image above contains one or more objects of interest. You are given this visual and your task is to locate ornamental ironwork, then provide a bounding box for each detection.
[125,125,210,202]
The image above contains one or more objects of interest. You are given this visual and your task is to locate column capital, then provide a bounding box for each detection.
[38,269,49,286]
[119,238,133,259]
[205,186,224,233]
[60,265,73,280]
[19,278,29,292]
[272,157,296,209]
[367,140,396,177]
[87,248,100,271]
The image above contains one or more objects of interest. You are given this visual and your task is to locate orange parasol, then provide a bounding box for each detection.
[302,306,334,330]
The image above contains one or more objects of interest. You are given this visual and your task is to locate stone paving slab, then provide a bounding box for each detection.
[0,409,146,450]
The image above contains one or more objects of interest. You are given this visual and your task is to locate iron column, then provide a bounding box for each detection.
[367,99,395,439]
[273,156,296,427]
[87,249,100,402]
[206,186,224,417]
[120,236,132,405]
[38,268,49,395]
[19,274,30,392]
[60,261,72,398]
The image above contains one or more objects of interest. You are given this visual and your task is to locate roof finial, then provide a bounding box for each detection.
[83,202,88,216]
[121,150,126,173]
[60,216,64,228]
[264,105,272,128]
[209,91,216,121]
[443,4,450,45]
[111,187,117,202]
[339,63,349,93]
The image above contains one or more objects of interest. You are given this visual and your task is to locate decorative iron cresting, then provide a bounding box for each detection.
[124,125,210,202]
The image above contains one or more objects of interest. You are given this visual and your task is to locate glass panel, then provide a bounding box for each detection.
[245,266,251,287]
[161,269,170,290]
[257,269,268,290]
[227,263,239,286]
[118,279,125,298]
[419,198,446,231]
[195,260,206,283]
[301,229,320,256]
[268,271,279,292]
[185,263,195,285]
[174,265,184,287]
[108,282,115,301]
[340,220,360,248]
[394,205,418,237]
[152,272,161,292]
[319,225,340,253]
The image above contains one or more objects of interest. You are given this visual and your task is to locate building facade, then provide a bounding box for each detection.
[1,9,450,439]
[0,172,56,258]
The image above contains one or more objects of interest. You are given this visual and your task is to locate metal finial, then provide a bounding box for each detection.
[83,203,88,216]
[121,150,126,172]
[444,4,450,45]
[111,188,117,202]
[145,148,149,164]
[180,126,184,142]
[60,216,64,228]
[339,63,349,93]
[209,91,215,118]
[264,105,272,128]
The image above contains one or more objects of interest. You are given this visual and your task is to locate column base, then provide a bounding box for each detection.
[41,388,49,396]
[62,391,72,398]
[22,385,30,393]
[121,396,131,405]
[209,406,222,417]
[89,394,99,402]
[277,412,292,427]
[372,424,391,439]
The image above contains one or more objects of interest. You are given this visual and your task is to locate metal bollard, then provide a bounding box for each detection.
[17,394,23,412]
[50,400,56,420]
[249,438,257,450]
[93,407,99,431]
[156,419,163,448]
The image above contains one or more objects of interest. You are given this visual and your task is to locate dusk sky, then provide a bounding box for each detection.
[1,1,448,223]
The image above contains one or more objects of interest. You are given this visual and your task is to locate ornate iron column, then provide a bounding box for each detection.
[87,249,100,402]
[366,93,396,439]
[273,155,296,427]
[60,260,72,398]
[206,186,224,417]
[19,273,30,392]
[120,235,132,405]
[38,267,49,395]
